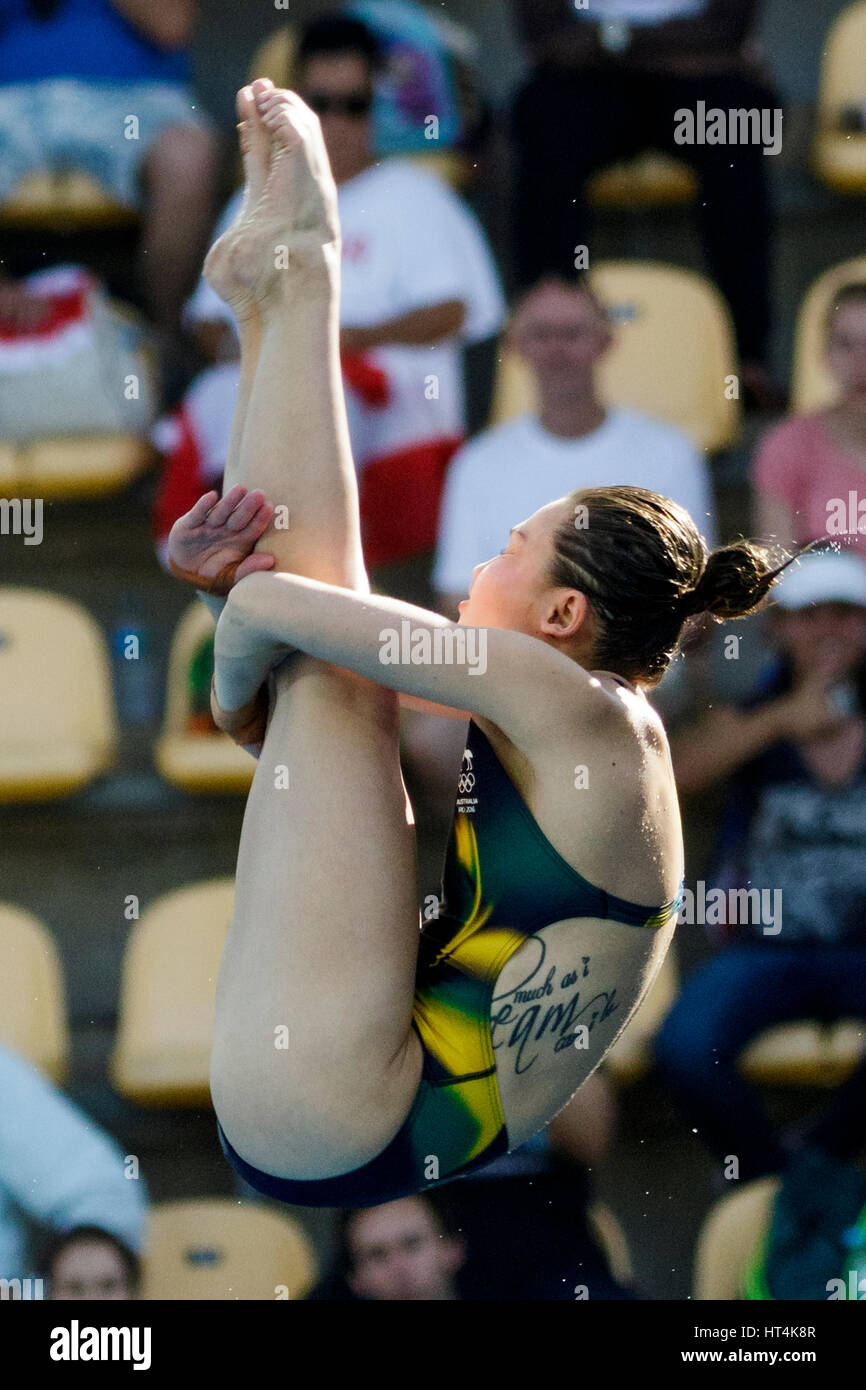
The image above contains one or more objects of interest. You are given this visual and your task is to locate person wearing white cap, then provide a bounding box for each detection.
[654,547,866,1182]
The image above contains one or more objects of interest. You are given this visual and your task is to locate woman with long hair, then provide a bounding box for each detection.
[167,79,794,1207]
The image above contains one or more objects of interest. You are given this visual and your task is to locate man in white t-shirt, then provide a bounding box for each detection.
[160,14,504,594]
[433,275,717,615]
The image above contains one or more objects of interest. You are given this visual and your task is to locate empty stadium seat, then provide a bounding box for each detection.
[1,436,154,501]
[812,2,866,193]
[142,1198,317,1300]
[490,261,741,451]
[0,588,118,801]
[111,878,233,1106]
[790,254,866,413]
[604,943,679,1084]
[738,1019,866,1086]
[693,1177,779,1300]
[0,170,138,231]
[0,903,69,1084]
[588,152,699,209]
[154,602,255,795]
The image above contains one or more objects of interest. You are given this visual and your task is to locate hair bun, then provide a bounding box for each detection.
[689,541,794,621]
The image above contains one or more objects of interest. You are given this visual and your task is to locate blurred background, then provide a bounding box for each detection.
[3,0,866,1302]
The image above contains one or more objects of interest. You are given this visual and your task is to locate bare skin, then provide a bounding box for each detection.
[177,86,684,1181]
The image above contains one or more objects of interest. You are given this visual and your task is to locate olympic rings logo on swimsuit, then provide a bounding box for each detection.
[458,772,475,794]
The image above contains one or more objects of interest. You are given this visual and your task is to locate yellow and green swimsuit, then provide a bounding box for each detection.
[218,718,683,1207]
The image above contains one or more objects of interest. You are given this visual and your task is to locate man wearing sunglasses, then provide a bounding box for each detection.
[171,13,504,608]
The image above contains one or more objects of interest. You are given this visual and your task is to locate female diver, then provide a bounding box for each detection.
[166,80,793,1207]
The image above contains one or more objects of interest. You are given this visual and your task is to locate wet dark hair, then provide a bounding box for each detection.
[551,486,799,686]
[40,1225,141,1294]
[297,15,383,75]
[826,281,866,337]
[27,1,61,17]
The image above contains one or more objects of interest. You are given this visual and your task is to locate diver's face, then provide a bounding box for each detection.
[457,497,575,634]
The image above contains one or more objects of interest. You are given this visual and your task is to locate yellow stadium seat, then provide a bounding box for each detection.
[1,436,155,501]
[604,943,679,1084]
[790,255,866,414]
[248,25,297,87]
[738,1019,866,1087]
[490,261,741,451]
[154,602,256,795]
[588,152,699,209]
[0,903,69,1084]
[0,170,138,231]
[111,878,234,1106]
[812,2,866,193]
[0,588,118,801]
[587,1201,635,1289]
[693,1177,779,1300]
[142,1198,317,1300]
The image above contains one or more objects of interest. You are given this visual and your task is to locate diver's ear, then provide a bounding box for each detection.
[539,588,590,641]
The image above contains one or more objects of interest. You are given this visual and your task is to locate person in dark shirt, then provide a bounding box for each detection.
[655,549,866,1181]
[510,1,780,406]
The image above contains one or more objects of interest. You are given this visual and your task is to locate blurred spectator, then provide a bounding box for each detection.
[307,1190,466,1300]
[43,1225,141,1299]
[655,550,866,1183]
[0,1043,147,1284]
[162,13,505,601]
[510,1,780,405]
[0,0,219,330]
[753,282,866,554]
[432,275,716,613]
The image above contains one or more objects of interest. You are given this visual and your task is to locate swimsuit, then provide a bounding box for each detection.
[217,716,683,1207]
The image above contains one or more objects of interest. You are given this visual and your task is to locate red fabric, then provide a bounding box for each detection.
[359,435,463,570]
[341,351,391,407]
[151,410,221,551]
[0,287,89,341]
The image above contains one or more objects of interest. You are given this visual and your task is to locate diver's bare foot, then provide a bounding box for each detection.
[203,83,340,314]
[203,81,273,320]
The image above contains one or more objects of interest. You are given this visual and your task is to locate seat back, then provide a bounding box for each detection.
[143,1198,317,1300]
[790,255,866,413]
[111,878,234,1105]
[0,904,69,1084]
[815,2,866,127]
[0,587,117,799]
[248,25,297,87]
[693,1178,779,1300]
[491,262,740,450]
